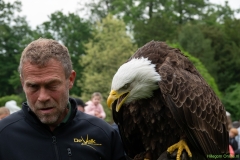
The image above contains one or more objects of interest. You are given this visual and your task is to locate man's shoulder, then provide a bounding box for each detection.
[75,112,113,133]
[76,111,109,125]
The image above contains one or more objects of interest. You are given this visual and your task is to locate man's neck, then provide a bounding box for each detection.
[48,107,69,131]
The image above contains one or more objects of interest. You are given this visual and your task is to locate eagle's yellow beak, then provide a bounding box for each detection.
[107,90,118,110]
[107,90,129,112]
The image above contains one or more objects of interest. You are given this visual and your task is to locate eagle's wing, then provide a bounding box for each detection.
[158,51,229,156]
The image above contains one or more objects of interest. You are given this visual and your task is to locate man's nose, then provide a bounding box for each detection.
[38,88,50,102]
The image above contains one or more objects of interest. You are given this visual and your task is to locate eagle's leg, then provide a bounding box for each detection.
[167,139,192,160]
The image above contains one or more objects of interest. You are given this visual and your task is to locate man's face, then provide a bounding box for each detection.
[21,59,75,128]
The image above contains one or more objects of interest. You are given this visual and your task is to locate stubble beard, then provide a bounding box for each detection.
[28,92,69,126]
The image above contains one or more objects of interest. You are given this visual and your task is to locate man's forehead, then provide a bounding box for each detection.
[21,59,64,75]
[22,58,59,67]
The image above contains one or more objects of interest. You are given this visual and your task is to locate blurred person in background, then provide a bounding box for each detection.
[233,121,240,150]
[85,92,106,119]
[0,107,10,120]
[73,97,86,112]
[5,100,21,114]
[229,128,240,159]
[230,128,239,152]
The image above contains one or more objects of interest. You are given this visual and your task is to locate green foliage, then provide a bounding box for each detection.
[199,3,240,92]
[0,0,33,96]
[134,14,178,47]
[223,84,240,121]
[177,24,217,79]
[201,18,240,92]
[172,0,207,24]
[84,0,147,23]
[169,43,222,99]
[84,0,210,46]
[85,0,208,25]
[0,95,23,107]
[79,14,137,122]
[35,11,93,96]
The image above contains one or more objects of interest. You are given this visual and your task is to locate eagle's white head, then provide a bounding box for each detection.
[107,57,161,112]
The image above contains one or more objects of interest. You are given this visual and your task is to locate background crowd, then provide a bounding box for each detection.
[227,111,240,159]
[0,100,20,120]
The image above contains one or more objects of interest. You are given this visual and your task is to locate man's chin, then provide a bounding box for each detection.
[38,115,58,125]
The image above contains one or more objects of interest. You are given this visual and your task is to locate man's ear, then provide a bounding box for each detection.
[69,70,76,89]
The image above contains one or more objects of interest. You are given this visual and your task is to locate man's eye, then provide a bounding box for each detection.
[29,84,37,88]
[27,84,38,91]
[49,85,58,90]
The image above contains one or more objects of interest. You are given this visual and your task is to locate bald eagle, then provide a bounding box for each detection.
[107,41,229,160]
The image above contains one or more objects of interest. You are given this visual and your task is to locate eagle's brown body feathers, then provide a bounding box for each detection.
[111,41,228,159]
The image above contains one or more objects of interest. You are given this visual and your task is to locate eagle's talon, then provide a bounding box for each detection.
[167,140,192,160]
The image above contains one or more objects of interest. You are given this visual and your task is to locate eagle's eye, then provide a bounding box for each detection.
[122,83,129,89]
